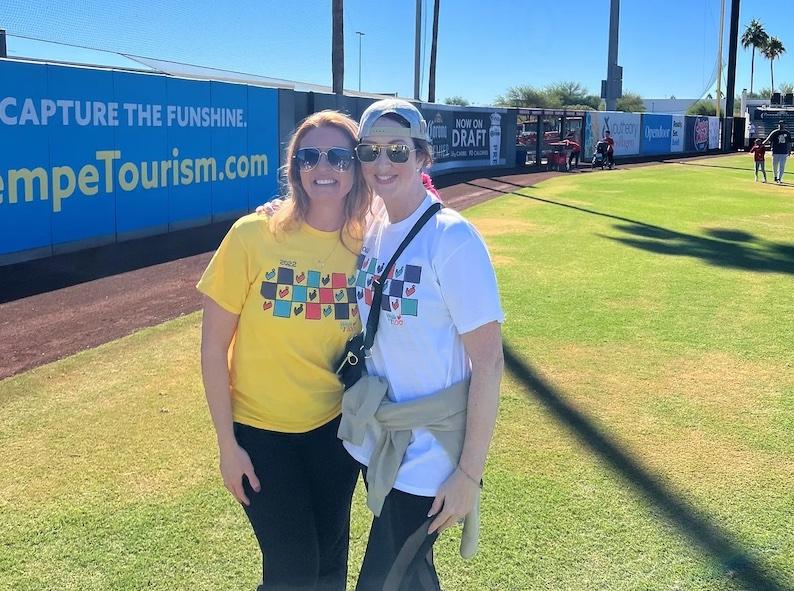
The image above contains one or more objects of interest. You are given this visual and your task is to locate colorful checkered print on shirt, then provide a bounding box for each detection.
[260,267,358,320]
[354,255,421,317]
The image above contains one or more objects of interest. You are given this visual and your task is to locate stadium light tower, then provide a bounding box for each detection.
[356,31,365,91]
[723,0,741,150]
[602,0,622,111]
[414,0,422,100]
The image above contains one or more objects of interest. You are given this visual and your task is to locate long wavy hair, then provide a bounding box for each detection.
[271,110,371,253]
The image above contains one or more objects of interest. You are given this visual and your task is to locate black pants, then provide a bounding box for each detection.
[356,472,441,591]
[234,416,359,591]
[568,150,580,168]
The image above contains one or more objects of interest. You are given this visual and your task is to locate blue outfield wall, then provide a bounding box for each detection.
[586,111,720,158]
[641,114,674,155]
[0,60,279,262]
[0,59,727,264]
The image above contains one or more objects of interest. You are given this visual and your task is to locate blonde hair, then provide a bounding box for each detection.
[270,110,371,252]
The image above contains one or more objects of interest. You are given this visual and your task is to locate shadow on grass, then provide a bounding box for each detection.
[504,345,791,591]
[607,225,794,275]
[467,181,794,276]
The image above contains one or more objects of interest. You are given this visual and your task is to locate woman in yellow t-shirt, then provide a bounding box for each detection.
[197,111,370,591]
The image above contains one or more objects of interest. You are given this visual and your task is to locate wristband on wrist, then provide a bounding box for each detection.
[457,465,483,489]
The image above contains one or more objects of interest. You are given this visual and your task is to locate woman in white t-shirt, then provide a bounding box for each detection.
[344,99,504,590]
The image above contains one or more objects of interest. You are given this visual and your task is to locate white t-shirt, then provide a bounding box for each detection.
[344,193,505,496]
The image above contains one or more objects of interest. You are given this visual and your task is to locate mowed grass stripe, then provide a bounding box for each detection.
[1,155,792,590]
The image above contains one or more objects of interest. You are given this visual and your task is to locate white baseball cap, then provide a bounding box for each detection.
[358,99,429,141]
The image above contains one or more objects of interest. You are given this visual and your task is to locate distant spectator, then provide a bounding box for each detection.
[749,139,767,183]
[763,120,792,183]
[603,130,615,167]
[748,121,757,142]
[565,132,581,170]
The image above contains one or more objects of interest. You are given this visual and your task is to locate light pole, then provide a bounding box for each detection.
[602,0,622,111]
[356,31,365,92]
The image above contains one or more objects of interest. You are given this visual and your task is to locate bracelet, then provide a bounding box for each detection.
[457,465,483,489]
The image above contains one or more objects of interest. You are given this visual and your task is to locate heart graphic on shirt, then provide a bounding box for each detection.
[383,280,390,292]
[309,289,317,301]
[391,300,399,310]
[335,290,345,302]
[279,287,289,298]
[377,262,385,273]
[366,276,373,286]
[262,301,273,311]
[296,272,305,283]
[351,306,359,316]
[323,305,333,317]
[357,290,363,299]
[362,258,369,270]
[294,304,304,315]
[348,275,356,286]
[406,285,416,296]
[265,269,276,280]
[396,266,404,277]
[322,274,330,285]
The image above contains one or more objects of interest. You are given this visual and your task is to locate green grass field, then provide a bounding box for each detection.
[1,155,792,591]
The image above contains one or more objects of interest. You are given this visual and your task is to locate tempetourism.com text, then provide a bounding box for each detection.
[0,148,268,213]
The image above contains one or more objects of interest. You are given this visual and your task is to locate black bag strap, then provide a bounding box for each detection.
[363,202,442,351]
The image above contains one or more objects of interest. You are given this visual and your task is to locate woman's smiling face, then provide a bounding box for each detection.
[297,125,356,207]
[358,117,426,204]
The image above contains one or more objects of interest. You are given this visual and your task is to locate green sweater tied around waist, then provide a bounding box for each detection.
[337,375,480,559]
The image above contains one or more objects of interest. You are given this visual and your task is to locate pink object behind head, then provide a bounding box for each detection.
[422,172,441,200]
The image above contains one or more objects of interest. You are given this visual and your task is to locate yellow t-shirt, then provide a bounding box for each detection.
[197,213,362,433]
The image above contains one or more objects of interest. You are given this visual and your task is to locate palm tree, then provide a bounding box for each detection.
[741,19,769,94]
[761,36,786,94]
[428,0,440,103]
[332,0,344,95]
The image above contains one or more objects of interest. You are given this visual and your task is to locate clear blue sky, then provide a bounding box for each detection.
[2,0,792,105]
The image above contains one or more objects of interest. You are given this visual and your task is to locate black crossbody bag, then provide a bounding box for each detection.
[336,202,443,389]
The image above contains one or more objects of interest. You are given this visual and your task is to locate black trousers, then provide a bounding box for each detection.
[234,416,360,591]
[356,471,442,591]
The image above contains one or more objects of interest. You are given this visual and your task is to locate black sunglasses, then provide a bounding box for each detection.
[294,147,355,172]
[355,143,415,164]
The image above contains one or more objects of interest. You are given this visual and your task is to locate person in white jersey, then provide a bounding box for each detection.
[342,99,504,591]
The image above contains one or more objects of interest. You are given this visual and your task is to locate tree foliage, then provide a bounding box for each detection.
[741,19,769,94]
[747,83,793,99]
[687,100,717,116]
[494,81,600,110]
[495,85,554,108]
[443,96,471,106]
[761,36,786,92]
[615,92,646,112]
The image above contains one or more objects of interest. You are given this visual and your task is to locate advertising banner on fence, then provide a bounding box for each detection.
[685,116,710,152]
[708,116,720,149]
[421,104,507,172]
[584,111,641,157]
[640,114,673,155]
[0,60,279,259]
[671,115,685,152]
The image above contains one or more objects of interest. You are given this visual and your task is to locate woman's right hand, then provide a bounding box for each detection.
[255,198,286,216]
[219,441,261,506]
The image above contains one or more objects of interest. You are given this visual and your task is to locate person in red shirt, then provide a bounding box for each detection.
[564,132,582,170]
[603,130,615,167]
[750,138,767,183]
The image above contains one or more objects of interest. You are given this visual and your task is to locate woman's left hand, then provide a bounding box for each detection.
[427,468,479,535]
[254,198,286,216]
